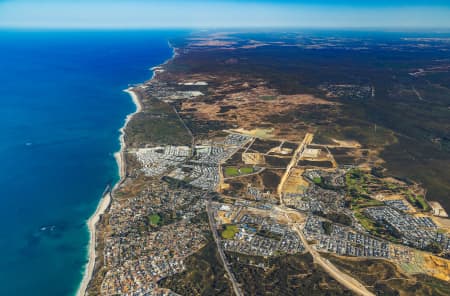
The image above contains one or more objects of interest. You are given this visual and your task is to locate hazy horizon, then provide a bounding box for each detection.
[1,0,450,29]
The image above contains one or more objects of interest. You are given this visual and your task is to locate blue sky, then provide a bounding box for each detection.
[1,0,450,29]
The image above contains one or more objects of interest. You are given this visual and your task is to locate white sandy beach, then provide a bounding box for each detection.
[75,87,142,296]
[76,46,176,296]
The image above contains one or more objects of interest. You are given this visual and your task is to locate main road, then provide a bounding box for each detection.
[292,224,375,296]
[277,132,314,204]
[206,198,243,296]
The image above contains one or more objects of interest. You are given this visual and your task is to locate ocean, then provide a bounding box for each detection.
[0,30,177,295]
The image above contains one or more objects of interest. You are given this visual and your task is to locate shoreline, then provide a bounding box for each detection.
[75,87,141,296]
[76,46,176,296]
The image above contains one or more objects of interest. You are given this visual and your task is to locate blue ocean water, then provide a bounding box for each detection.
[0,30,177,295]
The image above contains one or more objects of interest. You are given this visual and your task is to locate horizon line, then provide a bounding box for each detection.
[2,26,450,32]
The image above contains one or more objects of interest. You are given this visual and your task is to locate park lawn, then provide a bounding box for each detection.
[406,191,431,211]
[354,211,401,243]
[225,167,239,177]
[221,225,239,239]
[346,169,370,196]
[149,214,161,226]
[312,176,322,184]
[240,167,254,174]
[416,195,430,211]
[351,197,384,211]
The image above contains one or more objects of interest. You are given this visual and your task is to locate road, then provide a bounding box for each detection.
[206,198,243,296]
[277,132,314,204]
[292,224,375,296]
[171,106,195,151]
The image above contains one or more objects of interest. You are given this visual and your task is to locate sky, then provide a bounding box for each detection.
[1,0,450,29]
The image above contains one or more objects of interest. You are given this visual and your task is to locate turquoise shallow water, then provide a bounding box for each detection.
[0,30,177,295]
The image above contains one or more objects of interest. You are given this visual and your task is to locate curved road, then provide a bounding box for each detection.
[292,224,375,296]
